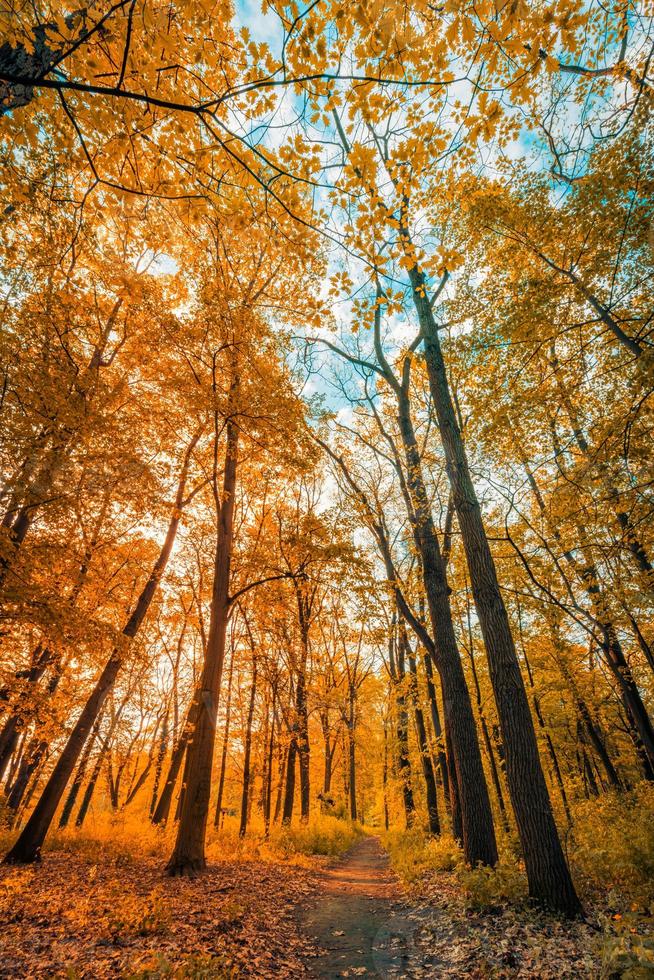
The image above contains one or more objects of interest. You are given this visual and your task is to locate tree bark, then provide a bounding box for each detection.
[3,430,200,864]
[167,388,239,876]
[406,636,440,835]
[239,656,258,838]
[213,646,235,829]
[410,270,580,915]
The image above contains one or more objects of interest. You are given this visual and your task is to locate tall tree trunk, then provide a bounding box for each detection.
[382,715,390,831]
[59,722,99,829]
[263,703,276,835]
[167,389,239,876]
[460,599,510,833]
[149,711,169,817]
[6,738,47,824]
[395,383,497,865]
[3,431,200,864]
[239,657,258,838]
[421,649,451,814]
[296,671,310,823]
[445,726,462,842]
[75,738,112,829]
[409,272,579,913]
[152,697,198,826]
[213,645,236,829]
[273,744,287,825]
[406,637,440,835]
[282,737,297,826]
[347,706,357,822]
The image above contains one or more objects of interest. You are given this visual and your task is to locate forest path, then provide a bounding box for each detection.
[300,834,437,978]
[298,835,600,979]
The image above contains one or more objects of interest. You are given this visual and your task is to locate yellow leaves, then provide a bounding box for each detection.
[347,142,378,184]
[461,17,476,45]
[398,254,416,272]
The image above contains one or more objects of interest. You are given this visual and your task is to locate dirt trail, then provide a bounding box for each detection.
[300,835,425,978]
[299,835,600,979]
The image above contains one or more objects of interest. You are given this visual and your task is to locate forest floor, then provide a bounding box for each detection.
[298,836,602,979]
[0,835,602,979]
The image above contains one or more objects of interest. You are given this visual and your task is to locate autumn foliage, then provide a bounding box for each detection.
[0,0,653,976]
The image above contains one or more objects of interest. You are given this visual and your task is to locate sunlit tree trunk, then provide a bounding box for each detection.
[239,655,258,838]
[213,646,236,829]
[3,430,200,864]
[167,383,239,876]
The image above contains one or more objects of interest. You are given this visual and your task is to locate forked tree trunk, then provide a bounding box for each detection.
[152,697,198,826]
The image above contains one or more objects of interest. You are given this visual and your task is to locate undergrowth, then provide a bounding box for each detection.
[385,788,654,977]
[0,810,362,868]
[385,786,654,915]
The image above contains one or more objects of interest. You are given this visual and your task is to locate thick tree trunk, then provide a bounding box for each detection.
[395,384,497,866]
[411,272,580,914]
